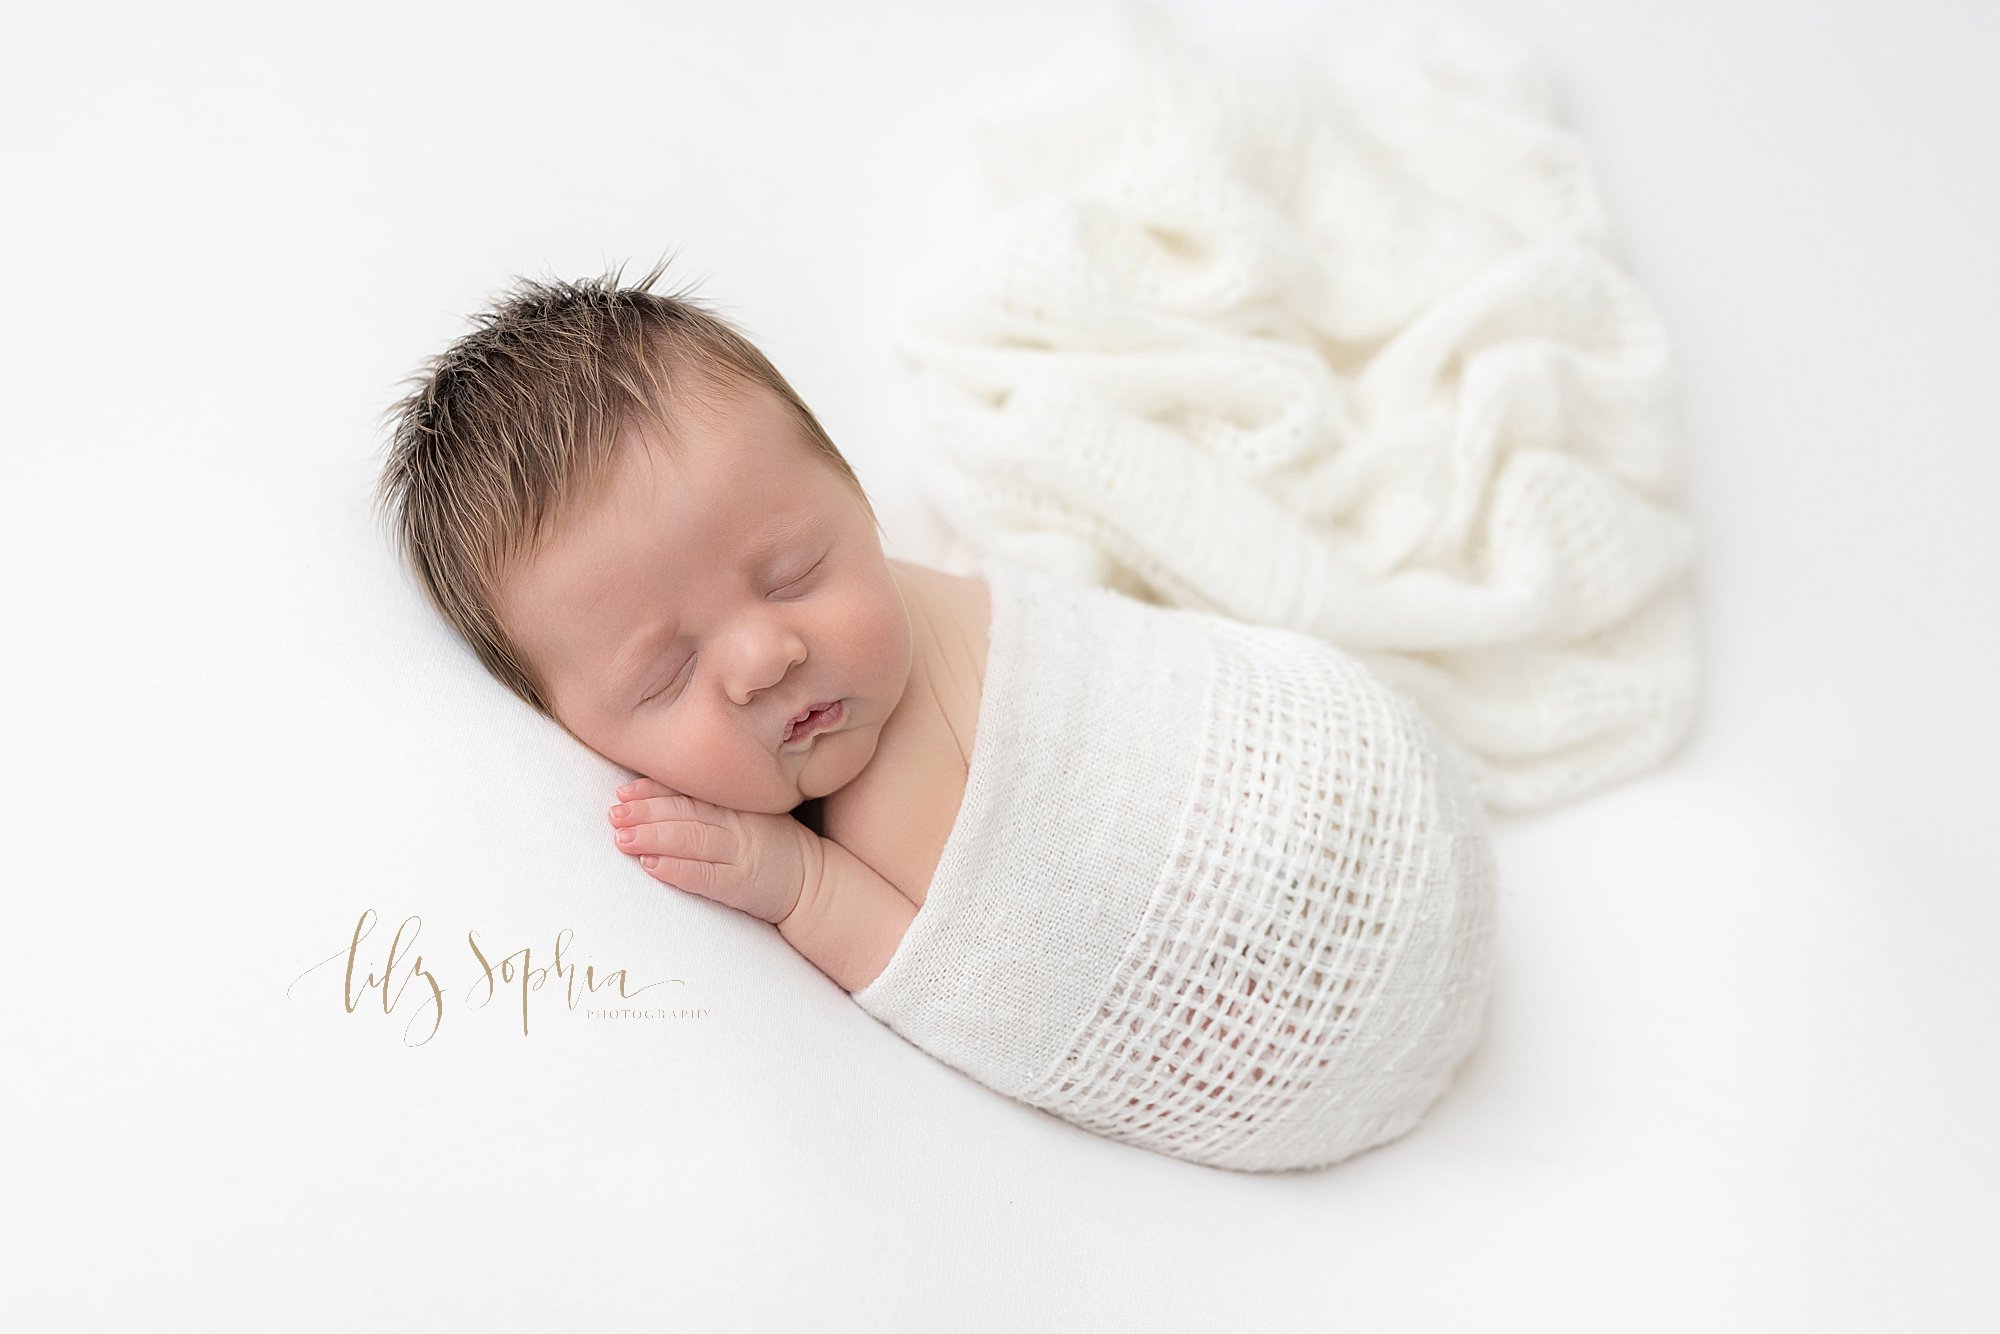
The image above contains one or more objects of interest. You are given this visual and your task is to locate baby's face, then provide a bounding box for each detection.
[490,382,913,815]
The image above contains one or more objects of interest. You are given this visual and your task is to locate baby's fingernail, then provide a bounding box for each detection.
[616,781,636,797]
[610,804,629,821]
[641,855,659,870]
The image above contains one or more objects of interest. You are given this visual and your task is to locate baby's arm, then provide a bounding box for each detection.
[778,835,916,993]
[609,777,913,993]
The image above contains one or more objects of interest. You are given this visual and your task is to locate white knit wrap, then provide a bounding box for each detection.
[892,0,1701,817]
[852,555,1497,1173]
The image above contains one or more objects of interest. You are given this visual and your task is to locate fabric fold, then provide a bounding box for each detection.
[891,0,1701,816]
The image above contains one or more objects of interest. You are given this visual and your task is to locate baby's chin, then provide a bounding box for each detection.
[659,735,874,816]
[785,727,879,808]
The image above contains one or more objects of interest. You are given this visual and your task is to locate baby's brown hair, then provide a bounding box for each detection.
[373,256,881,721]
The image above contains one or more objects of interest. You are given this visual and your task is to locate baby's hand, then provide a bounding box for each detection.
[606,777,820,927]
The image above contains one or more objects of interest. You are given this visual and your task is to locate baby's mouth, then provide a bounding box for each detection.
[784,700,842,744]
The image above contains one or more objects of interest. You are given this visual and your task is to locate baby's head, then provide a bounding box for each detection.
[374,259,915,815]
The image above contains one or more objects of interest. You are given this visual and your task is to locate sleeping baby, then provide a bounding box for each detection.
[375,262,1498,1173]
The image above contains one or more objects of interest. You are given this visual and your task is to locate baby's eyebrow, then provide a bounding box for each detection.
[741,512,815,565]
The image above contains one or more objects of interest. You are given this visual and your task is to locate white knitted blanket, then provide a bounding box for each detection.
[893,0,1701,817]
[852,554,1497,1173]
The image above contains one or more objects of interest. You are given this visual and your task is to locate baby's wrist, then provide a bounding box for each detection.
[770,820,823,928]
[773,833,915,993]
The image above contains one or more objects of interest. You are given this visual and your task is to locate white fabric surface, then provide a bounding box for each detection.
[5,0,1995,1330]
[852,553,1498,1171]
[895,0,1700,817]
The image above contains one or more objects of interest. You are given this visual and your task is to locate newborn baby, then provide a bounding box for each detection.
[376,265,985,996]
[490,368,987,994]
[377,263,1496,1172]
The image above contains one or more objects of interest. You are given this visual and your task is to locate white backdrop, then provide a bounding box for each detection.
[4,0,1996,1329]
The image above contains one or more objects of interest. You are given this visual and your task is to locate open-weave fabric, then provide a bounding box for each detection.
[893,0,1701,817]
[852,554,1497,1173]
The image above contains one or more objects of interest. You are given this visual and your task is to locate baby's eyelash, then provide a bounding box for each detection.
[775,555,826,594]
[642,656,692,705]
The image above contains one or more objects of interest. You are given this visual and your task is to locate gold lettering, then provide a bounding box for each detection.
[295,909,687,1044]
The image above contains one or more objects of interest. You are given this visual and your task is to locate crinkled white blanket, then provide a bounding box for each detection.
[892,0,1701,817]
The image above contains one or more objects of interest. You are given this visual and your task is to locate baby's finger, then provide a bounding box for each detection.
[613,814,734,864]
[615,775,678,801]
[637,853,720,900]
[610,792,725,833]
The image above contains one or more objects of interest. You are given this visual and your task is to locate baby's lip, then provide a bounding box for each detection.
[782,699,840,745]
